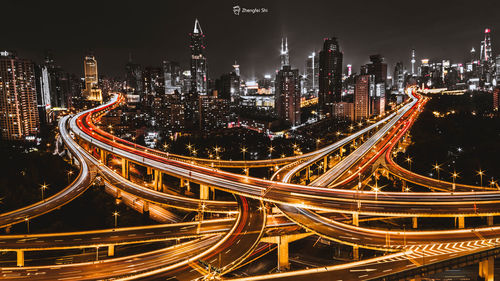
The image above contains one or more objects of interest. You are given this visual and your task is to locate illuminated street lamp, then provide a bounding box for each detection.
[476,169,485,187]
[40,183,49,200]
[433,163,441,181]
[268,145,274,159]
[67,170,74,183]
[163,143,169,151]
[25,217,29,233]
[112,211,119,228]
[241,146,247,161]
[316,138,321,150]
[405,157,412,171]
[490,178,497,189]
[451,171,459,192]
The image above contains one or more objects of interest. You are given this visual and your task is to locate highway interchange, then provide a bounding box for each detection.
[1,87,499,280]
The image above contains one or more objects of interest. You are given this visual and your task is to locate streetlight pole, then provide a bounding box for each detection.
[113,211,119,228]
[40,183,48,200]
[477,170,484,187]
[25,217,29,233]
[406,157,412,171]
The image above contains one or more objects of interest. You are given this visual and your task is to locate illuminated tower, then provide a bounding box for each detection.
[411,49,416,75]
[0,51,39,140]
[83,53,102,101]
[189,18,208,95]
[280,38,289,68]
[481,28,492,63]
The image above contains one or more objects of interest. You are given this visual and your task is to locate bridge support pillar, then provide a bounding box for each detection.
[153,170,163,191]
[121,159,129,179]
[306,167,310,181]
[147,167,152,176]
[457,216,465,229]
[16,250,24,267]
[278,236,290,271]
[143,201,149,214]
[352,212,359,260]
[487,216,494,226]
[479,257,494,281]
[412,217,418,229]
[210,186,216,200]
[5,226,11,234]
[108,245,115,256]
[100,150,107,165]
[402,180,407,192]
[200,184,209,200]
[323,156,328,173]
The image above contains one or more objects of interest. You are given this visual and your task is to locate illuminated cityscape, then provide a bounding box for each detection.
[0,1,499,280]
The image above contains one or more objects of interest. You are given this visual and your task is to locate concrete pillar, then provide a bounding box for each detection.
[146,167,152,175]
[278,236,289,271]
[121,159,129,179]
[200,184,209,200]
[479,257,494,281]
[323,156,328,173]
[457,216,465,229]
[153,170,163,191]
[306,166,310,180]
[412,217,418,229]
[352,212,359,226]
[210,186,215,200]
[100,150,107,165]
[402,180,407,192]
[487,216,494,226]
[352,212,359,260]
[16,250,24,267]
[180,178,185,188]
[108,245,115,256]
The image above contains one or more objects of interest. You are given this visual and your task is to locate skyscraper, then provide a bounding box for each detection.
[318,37,343,117]
[393,62,405,92]
[275,65,301,126]
[83,53,102,101]
[354,75,373,121]
[163,60,181,95]
[0,51,39,140]
[305,52,319,96]
[480,28,492,64]
[190,19,208,95]
[280,38,290,69]
[125,56,143,96]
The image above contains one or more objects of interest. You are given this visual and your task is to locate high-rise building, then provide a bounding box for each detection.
[354,75,373,121]
[481,28,493,64]
[0,51,40,140]
[190,19,208,95]
[367,55,387,83]
[275,65,301,126]
[125,58,143,96]
[305,52,319,96]
[215,70,240,101]
[393,62,405,92]
[163,60,181,95]
[198,94,230,131]
[83,53,102,101]
[318,37,343,117]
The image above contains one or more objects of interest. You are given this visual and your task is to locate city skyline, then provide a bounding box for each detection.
[1,0,499,79]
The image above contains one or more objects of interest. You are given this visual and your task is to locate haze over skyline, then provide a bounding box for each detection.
[2,0,499,79]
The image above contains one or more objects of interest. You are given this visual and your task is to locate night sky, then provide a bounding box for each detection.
[2,0,499,80]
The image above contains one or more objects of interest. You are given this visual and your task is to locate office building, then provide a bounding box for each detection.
[354,75,373,121]
[82,53,102,101]
[190,19,208,95]
[318,37,343,117]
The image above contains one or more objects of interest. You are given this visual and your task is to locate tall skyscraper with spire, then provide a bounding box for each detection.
[190,19,208,95]
[480,28,492,63]
[280,38,289,69]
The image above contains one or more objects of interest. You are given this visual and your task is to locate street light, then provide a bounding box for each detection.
[451,171,459,192]
[268,145,274,159]
[433,163,441,181]
[241,146,247,161]
[25,217,29,233]
[316,138,321,150]
[476,169,485,187]
[67,170,74,183]
[405,157,412,171]
[113,211,119,228]
[40,183,49,200]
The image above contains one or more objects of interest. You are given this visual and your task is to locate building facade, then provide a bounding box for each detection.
[318,37,343,117]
